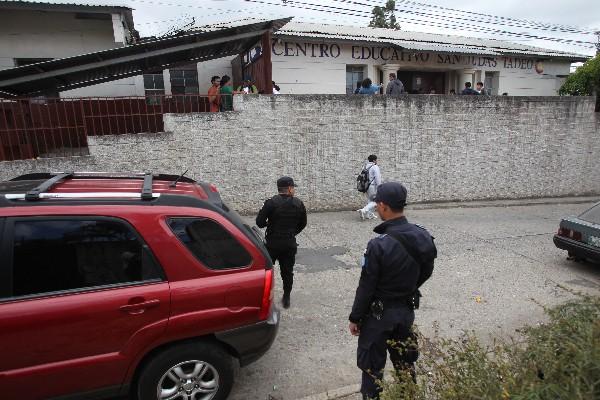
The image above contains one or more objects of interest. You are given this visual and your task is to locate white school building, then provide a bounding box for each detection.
[197,20,588,96]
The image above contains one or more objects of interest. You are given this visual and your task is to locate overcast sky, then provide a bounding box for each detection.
[122,0,599,56]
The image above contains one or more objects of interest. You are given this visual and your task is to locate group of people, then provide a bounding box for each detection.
[459,81,489,95]
[256,158,437,400]
[354,73,493,97]
[354,73,406,96]
[207,75,281,112]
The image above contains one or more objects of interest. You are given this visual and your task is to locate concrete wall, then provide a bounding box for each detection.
[1,95,598,214]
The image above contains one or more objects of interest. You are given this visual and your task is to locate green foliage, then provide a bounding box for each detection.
[559,54,600,96]
[381,294,600,400]
[369,0,401,30]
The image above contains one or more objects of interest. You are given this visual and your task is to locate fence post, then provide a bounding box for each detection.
[262,30,273,95]
[79,99,88,153]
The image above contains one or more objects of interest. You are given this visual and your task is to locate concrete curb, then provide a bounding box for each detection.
[295,384,361,400]
[406,196,600,210]
[240,196,600,216]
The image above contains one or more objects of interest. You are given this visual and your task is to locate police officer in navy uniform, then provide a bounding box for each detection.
[348,182,437,400]
[257,176,307,309]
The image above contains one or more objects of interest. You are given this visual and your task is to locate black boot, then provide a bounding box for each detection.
[282,292,290,309]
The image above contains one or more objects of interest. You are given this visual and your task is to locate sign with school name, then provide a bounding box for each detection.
[272,40,542,71]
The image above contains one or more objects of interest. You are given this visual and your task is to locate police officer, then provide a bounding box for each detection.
[256,176,307,308]
[348,182,437,400]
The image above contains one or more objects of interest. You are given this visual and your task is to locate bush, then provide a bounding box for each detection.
[381,294,600,400]
[559,54,600,96]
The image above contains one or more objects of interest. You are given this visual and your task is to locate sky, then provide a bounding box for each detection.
[118,0,600,57]
[121,0,600,55]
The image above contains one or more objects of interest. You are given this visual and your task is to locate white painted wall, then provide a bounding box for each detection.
[0,8,138,97]
[268,39,572,96]
[196,57,234,95]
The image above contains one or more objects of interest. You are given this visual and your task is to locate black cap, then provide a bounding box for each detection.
[374,182,407,208]
[277,176,297,188]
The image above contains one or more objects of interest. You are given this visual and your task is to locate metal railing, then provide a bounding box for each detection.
[0,94,212,161]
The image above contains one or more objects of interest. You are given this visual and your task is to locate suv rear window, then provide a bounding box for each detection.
[579,203,600,224]
[8,218,162,298]
[168,217,252,269]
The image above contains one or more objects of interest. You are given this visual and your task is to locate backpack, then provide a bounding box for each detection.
[356,165,373,193]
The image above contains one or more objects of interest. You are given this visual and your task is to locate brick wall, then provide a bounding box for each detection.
[1,95,598,214]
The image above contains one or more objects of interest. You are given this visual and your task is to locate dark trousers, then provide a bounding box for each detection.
[357,306,417,399]
[266,244,297,294]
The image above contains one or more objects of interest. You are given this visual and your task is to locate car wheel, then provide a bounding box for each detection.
[136,342,234,400]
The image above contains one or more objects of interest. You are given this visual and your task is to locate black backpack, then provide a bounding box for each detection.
[356,165,373,193]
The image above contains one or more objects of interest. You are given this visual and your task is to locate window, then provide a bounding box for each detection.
[579,204,600,224]
[168,218,252,270]
[484,71,498,95]
[169,68,199,95]
[14,58,53,67]
[143,73,165,105]
[346,65,364,94]
[9,218,162,298]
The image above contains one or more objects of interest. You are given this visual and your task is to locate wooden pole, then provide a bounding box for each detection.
[262,31,273,95]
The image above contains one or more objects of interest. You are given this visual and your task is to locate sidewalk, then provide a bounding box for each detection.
[405,195,599,210]
[229,198,600,400]
[295,384,361,400]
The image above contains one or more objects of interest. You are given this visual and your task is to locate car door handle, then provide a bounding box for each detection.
[119,299,161,314]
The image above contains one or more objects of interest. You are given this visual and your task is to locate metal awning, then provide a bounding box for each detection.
[0,18,290,97]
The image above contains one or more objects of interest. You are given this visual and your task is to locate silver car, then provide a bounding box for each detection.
[553,202,600,263]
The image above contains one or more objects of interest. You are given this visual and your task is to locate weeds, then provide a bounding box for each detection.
[381,294,600,400]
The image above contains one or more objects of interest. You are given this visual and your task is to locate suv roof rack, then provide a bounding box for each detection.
[141,172,153,200]
[10,172,163,202]
[25,172,73,201]
[11,172,197,185]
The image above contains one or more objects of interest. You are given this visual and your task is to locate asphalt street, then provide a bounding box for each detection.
[229,198,600,400]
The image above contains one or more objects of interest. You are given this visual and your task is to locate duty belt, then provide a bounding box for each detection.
[380,296,412,308]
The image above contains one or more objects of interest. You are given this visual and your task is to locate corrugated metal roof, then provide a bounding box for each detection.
[0,0,130,9]
[0,18,290,97]
[275,21,589,60]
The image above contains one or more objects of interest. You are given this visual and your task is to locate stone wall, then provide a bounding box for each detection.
[1,95,598,214]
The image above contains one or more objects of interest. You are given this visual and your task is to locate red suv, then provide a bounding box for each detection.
[0,172,279,400]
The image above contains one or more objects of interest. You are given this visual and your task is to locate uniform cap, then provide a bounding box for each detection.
[277,176,297,188]
[374,182,407,208]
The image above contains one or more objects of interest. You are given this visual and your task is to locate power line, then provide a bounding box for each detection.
[338,0,599,34]
[331,0,598,35]
[243,0,595,49]
[284,0,596,46]
[128,0,595,51]
[127,0,366,33]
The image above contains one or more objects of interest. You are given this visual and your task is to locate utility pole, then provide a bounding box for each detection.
[596,31,600,55]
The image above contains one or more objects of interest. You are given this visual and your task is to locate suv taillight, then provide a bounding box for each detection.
[259,269,274,321]
[558,227,582,241]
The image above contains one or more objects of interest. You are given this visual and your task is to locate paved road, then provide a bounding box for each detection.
[229,199,600,400]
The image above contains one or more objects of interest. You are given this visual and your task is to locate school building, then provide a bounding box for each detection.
[199,20,588,96]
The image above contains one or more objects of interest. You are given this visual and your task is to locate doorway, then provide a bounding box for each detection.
[397,71,445,94]
[346,65,364,94]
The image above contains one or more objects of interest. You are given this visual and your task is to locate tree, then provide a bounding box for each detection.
[559,54,600,96]
[369,0,401,30]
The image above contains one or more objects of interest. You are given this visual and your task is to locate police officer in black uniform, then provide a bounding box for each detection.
[256,176,307,309]
[348,182,437,400]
